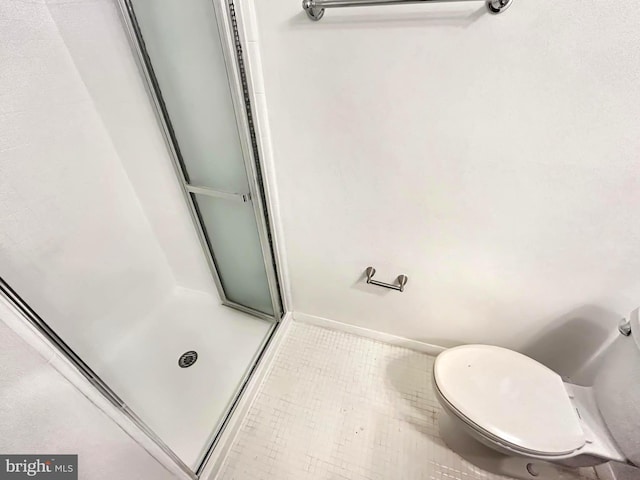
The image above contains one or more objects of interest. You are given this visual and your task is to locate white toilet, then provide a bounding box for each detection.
[432,311,640,479]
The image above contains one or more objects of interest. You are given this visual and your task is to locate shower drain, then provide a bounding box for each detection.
[178,351,198,368]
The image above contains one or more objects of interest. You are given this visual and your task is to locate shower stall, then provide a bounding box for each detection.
[0,0,282,477]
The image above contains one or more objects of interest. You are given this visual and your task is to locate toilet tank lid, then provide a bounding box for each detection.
[434,345,586,456]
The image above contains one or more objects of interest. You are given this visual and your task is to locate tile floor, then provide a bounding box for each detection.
[218,322,597,480]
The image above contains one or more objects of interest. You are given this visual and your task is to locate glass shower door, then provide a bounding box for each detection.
[126,0,281,318]
[1,0,281,475]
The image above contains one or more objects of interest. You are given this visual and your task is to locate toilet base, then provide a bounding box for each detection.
[438,410,591,480]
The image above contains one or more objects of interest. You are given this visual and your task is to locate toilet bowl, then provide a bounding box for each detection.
[432,311,640,479]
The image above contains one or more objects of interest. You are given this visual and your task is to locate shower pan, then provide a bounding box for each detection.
[0,0,282,477]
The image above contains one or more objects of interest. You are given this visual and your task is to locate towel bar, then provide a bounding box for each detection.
[303,0,514,21]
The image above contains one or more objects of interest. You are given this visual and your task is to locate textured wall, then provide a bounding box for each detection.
[254,0,640,370]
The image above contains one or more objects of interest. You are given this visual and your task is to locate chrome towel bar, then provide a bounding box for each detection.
[303,0,514,20]
[365,267,408,292]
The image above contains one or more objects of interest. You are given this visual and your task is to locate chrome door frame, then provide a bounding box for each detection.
[114,0,288,473]
[210,0,286,321]
[0,278,198,479]
[1,0,287,476]
[116,0,284,322]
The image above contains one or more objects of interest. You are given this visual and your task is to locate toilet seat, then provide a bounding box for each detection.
[433,345,586,457]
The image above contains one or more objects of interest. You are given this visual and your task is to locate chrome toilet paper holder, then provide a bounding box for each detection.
[365,267,408,292]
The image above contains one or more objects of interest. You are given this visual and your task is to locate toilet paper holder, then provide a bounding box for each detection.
[365,267,408,292]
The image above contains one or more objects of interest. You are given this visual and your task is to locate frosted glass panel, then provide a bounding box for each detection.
[131,0,249,192]
[194,195,274,315]
[130,0,278,317]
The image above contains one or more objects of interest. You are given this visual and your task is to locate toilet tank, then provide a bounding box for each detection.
[593,312,640,466]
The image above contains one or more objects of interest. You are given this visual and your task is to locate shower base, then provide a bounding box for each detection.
[101,286,273,468]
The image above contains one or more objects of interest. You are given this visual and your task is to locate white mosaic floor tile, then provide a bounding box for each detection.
[218,323,597,480]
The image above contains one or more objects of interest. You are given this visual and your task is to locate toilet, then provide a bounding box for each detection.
[432,311,640,479]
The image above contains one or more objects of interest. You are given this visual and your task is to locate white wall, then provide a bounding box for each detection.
[254,0,640,373]
[0,300,180,480]
[45,0,216,296]
[0,0,214,364]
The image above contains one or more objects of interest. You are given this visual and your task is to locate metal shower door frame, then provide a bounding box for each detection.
[0,278,199,478]
[1,0,287,477]
[117,0,284,323]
